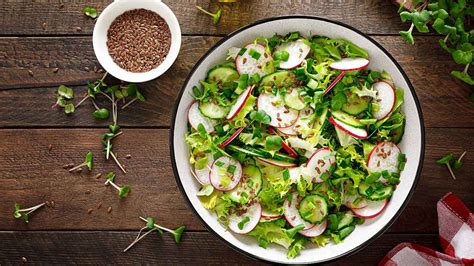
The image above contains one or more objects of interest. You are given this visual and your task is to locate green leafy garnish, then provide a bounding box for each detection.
[436,151,467,180]
[13,202,46,224]
[237,216,250,230]
[68,151,93,172]
[104,171,131,199]
[83,7,98,19]
[196,6,222,25]
[92,108,110,119]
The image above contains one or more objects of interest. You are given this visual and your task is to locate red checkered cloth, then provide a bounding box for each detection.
[380,193,473,266]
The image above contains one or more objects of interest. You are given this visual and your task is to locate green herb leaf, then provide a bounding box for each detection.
[264,135,282,151]
[119,186,131,199]
[436,153,453,164]
[237,216,250,230]
[274,50,290,61]
[196,6,222,25]
[172,226,186,243]
[109,124,120,134]
[92,108,110,119]
[106,171,116,182]
[83,7,98,19]
[451,71,474,85]
[399,29,415,45]
[146,217,155,229]
[285,224,305,238]
[13,203,21,219]
[64,103,75,114]
[84,152,93,170]
[452,50,473,65]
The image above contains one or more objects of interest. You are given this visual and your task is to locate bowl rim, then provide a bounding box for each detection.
[170,15,425,264]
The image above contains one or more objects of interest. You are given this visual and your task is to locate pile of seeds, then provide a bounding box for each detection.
[107,8,171,73]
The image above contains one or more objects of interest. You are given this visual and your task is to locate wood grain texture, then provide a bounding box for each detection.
[0,0,409,36]
[0,36,472,128]
[0,128,472,232]
[0,231,441,265]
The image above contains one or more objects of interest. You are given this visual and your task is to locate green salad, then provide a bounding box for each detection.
[185,32,407,259]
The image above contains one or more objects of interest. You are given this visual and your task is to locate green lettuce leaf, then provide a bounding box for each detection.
[248,219,294,249]
[287,235,308,259]
[229,95,256,128]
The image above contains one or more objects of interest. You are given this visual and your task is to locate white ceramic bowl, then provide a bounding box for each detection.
[93,0,181,83]
[171,16,425,264]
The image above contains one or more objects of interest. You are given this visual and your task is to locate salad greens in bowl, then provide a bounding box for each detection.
[171,16,424,264]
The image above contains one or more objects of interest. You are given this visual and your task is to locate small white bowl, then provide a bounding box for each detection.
[93,0,181,83]
[171,16,425,264]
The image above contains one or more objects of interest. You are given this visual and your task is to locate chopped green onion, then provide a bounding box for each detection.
[227,164,236,174]
[238,48,247,56]
[215,161,225,167]
[436,153,453,164]
[237,216,250,230]
[282,168,290,181]
[273,50,289,61]
[248,49,261,60]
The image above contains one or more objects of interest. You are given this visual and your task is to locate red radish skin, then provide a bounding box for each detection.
[372,81,396,120]
[281,141,299,158]
[209,156,242,191]
[261,209,283,219]
[299,219,327,237]
[258,93,299,128]
[226,85,254,120]
[329,57,369,71]
[329,117,368,139]
[255,157,297,168]
[284,192,314,229]
[306,148,336,182]
[344,195,368,209]
[218,127,245,148]
[351,199,388,219]
[323,71,345,94]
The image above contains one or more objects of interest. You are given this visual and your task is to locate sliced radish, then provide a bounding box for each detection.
[284,192,314,230]
[261,209,283,220]
[226,85,254,120]
[257,93,299,128]
[193,153,213,185]
[329,117,368,139]
[188,101,216,134]
[323,71,345,95]
[372,81,396,120]
[351,199,388,219]
[277,106,314,135]
[306,148,336,183]
[219,127,244,148]
[235,43,272,77]
[228,202,262,234]
[255,157,297,168]
[367,142,401,174]
[299,219,327,237]
[329,57,369,71]
[274,39,311,69]
[209,156,242,191]
[281,141,298,158]
[344,194,368,209]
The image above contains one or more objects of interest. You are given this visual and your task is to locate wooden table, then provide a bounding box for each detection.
[0,1,472,264]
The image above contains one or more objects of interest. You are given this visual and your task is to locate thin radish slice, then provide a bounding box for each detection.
[209,156,242,191]
[306,148,336,183]
[284,192,314,230]
[188,101,216,133]
[255,157,297,168]
[329,117,368,139]
[228,202,262,234]
[299,219,327,237]
[261,209,283,220]
[226,85,254,120]
[257,93,299,128]
[372,81,396,120]
[344,194,368,209]
[351,199,388,219]
[219,127,244,148]
[235,43,272,77]
[367,142,401,174]
[274,40,311,69]
[281,141,298,158]
[323,72,345,94]
[329,57,369,71]
[193,153,213,185]
[277,106,314,135]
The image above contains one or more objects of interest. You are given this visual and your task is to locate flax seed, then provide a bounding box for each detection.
[125,154,132,159]
[107,206,112,213]
[94,173,102,179]
[48,144,52,151]
[53,67,59,73]
[97,202,102,209]
[87,208,93,214]
[21,257,27,263]
[51,201,55,208]
[63,163,74,169]
[107,9,171,73]
[28,70,34,77]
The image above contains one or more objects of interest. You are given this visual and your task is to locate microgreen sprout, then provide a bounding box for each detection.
[104,172,130,199]
[196,6,222,25]
[53,85,75,114]
[436,151,467,180]
[13,202,46,223]
[83,7,98,19]
[121,84,145,110]
[139,216,185,243]
[68,151,93,172]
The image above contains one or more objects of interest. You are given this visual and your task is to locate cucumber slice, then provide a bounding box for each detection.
[298,194,328,224]
[207,66,239,88]
[337,212,354,230]
[368,186,393,200]
[342,94,370,115]
[358,182,371,197]
[331,110,364,128]
[339,225,355,240]
[284,88,306,110]
[227,165,263,203]
[259,71,297,88]
[199,101,229,119]
[313,107,328,134]
[227,145,266,158]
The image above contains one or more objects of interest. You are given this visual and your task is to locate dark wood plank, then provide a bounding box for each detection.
[0,128,472,231]
[0,231,440,265]
[0,36,472,128]
[0,0,409,36]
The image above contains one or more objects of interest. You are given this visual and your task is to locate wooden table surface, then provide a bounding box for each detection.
[0,0,472,264]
